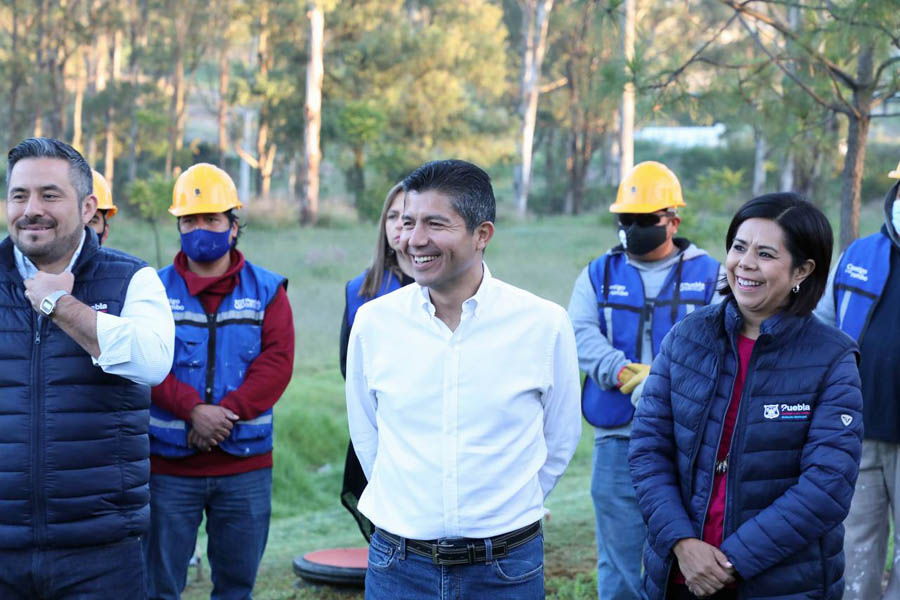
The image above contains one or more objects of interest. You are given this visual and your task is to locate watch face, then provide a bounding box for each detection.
[40,297,54,316]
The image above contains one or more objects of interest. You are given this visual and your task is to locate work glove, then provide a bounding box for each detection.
[617,362,651,395]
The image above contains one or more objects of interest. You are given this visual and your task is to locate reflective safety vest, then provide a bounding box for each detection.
[833,231,892,342]
[345,268,404,329]
[582,249,720,428]
[152,261,286,458]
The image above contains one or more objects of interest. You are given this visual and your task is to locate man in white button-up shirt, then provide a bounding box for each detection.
[346,159,581,599]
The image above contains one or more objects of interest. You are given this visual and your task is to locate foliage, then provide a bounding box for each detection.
[125,175,175,266]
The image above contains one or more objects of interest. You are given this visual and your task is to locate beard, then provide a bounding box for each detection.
[12,215,84,268]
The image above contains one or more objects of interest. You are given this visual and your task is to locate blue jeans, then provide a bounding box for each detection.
[591,435,647,600]
[365,528,545,599]
[144,468,272,600]
[0,536,146,599]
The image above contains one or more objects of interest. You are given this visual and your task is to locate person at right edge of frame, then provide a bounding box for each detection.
[144,163,295,600]
[815,160,900,600]
[567,160,723,600]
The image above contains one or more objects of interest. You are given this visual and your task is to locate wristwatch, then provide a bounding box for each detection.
[39,290,69,317]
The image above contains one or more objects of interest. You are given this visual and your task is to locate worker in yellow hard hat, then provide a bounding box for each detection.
[566,160,724,599]
[814,159,900,600]
[144,163,294,598]
[88,170,117,245]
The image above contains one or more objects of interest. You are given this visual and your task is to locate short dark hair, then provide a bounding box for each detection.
[7,137,93,205]
[721,192,833,316]
[401,159,495,232]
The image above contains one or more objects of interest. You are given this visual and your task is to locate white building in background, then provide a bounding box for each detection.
[635,123,726,148]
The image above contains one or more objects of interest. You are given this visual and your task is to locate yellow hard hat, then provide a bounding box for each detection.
[889,161,900,179]
[169,163,242,217]
[610,161,686,214]
[92,170,117,217]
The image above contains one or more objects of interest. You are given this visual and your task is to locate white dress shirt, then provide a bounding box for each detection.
[346,264,582,540]
[14,231,174,386]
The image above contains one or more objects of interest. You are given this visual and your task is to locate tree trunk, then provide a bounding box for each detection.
[514,0,554,218]
[103,32,118,188]
[301,1,324,226]
[217,41,230,167]
[8,0,22,148]
[348,147,366,208]
[752,129,767,196]
[255,2,272,196]
[780,150,794,191]
[72,52,87,151]
[127,0,148,184]
[619,0,635,181]
[838,45,875,251]
[166,11,187,176]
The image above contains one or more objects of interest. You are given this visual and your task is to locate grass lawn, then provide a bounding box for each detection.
[99,199,886,599]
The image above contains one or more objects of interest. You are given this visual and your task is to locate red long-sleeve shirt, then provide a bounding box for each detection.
[151,249,295,477]
[674,334,754,587]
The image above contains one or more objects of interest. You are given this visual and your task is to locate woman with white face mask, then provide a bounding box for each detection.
[629,193,863,600]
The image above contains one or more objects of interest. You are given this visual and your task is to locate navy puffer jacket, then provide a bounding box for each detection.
[629,299,863,599]
[0,231,150,549]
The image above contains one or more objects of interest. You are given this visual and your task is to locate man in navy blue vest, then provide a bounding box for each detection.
[567,161,723,599]
[0,137,174,598]
[816,162,900,600]
[145,163,294,600]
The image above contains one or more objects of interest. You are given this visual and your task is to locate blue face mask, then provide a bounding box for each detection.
[180,228,233,263]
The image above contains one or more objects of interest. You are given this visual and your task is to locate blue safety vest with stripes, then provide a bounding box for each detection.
[151,261,286,458]
[833,231,892,342]
[582,249,720,428]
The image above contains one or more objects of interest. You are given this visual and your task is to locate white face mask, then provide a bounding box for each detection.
[893,199,900,234]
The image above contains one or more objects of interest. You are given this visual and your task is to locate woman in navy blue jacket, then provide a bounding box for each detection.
[339,182,413,540]
[629,193,863,600]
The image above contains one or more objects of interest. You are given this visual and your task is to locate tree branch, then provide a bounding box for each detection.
[644,12,740,91]
[873,56,900,89]
[735,13,849,115]
[540,77,568,94]
[233,142,259,169]
[721,0,861,90]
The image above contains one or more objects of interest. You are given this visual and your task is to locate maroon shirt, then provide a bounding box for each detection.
[674,334,755,585]
[151,249,295,477]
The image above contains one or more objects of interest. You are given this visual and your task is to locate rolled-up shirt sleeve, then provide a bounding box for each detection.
[93,266,175,386]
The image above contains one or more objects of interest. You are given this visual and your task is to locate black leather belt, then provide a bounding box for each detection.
[375,521,541,566]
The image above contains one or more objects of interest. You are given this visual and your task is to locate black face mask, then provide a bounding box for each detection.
[95,227,104,247]
[618,223,668,256]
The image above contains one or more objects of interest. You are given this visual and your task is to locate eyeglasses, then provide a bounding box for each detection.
[618,211,674,227]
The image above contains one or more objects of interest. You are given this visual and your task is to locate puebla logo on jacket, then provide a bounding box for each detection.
[764,403,811,421]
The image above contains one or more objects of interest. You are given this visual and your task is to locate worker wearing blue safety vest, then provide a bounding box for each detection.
[567,161,723,600]
[816,161,900,600]
[144,163,295,600]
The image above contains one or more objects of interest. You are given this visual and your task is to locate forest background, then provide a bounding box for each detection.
[0,0,898,598]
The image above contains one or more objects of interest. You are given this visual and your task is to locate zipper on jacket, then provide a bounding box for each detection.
[698,335,742,544]
[722,341,761,544]
[204,313,217,403]
[687,356,719,485]
[31,313,48,547]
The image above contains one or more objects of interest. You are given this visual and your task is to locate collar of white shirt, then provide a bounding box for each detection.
[416,261,495,322]
[14,229,86,281]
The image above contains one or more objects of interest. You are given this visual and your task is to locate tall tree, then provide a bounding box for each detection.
[719,0,900,249]
[619,0,635,180]
[514,0,554,217]
[301,0,324,225]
